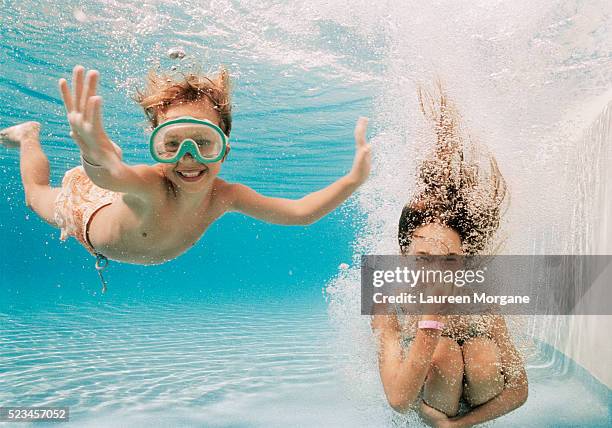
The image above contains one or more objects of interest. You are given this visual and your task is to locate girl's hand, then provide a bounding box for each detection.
[348,117,371,185]
[59,65,120,166]
[420,400,460,428]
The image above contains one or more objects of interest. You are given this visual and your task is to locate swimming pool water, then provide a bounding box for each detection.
[1,301,610,427]
[1,0,611,427]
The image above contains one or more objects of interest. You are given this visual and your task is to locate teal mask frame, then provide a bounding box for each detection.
[149,117,228,164]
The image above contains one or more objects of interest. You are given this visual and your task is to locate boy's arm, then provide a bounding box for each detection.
[229,117,370,225]
[59,65,159,198]
[448,316,528,428]
[229,175,359,225]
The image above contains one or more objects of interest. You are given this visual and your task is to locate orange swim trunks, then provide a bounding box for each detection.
[54,166,119,255]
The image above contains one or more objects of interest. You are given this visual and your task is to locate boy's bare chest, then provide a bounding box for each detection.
[92,190,229,263]
[139,198,222,246]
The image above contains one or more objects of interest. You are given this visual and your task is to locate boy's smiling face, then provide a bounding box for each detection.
[157,101,229,193]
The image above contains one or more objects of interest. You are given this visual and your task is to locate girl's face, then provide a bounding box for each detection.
[158,101,228,194]
[405,222,463,256]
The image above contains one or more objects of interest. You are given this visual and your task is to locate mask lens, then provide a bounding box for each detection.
[191,126,223,158]
[152,123,224,161]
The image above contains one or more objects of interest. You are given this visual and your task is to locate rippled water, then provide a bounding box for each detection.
[0,302,367,426]
[1,0,611,427]
[1,302,610,427]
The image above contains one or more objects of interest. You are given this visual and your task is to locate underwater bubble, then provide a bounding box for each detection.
[167,47,186,59]
[72,7,88,23]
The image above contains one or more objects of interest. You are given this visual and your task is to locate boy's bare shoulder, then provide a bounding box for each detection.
[213,177,236,197]
[133,163,166,180]
[135,164,168,191]
[212,178,250,208]
[120,164,169,206]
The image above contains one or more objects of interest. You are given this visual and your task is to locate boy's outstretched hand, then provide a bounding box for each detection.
[59,65,120,167]
[349,117,371,185]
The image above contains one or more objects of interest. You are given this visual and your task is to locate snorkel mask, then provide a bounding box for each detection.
[149,116,229,164]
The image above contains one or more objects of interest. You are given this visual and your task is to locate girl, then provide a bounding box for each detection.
[372,81,527,428]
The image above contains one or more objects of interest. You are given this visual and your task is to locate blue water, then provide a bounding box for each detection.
[1,1,611,427]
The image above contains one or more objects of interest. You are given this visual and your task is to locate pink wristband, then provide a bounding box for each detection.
[418,320,445,331]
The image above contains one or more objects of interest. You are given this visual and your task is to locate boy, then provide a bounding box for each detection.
[1,65,370,269]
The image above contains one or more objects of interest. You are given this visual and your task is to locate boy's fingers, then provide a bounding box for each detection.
[354,116,369,148]
[81,70,99,112]
[91,96,104,131]
[73,65,85,112]
[58,78,73,112]
[84,96,96,124]
[68,112,93,149]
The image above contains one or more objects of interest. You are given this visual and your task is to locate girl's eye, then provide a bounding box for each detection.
[195,139,212,146]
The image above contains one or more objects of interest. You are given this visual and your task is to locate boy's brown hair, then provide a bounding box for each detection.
[134,67,232,136]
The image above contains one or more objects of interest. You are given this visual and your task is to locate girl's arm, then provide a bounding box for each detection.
[448,316,528,428]
[229,118,370,225]
[372,314,444,412]
[59,65,161,199]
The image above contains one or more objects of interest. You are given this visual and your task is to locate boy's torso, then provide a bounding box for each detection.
[88,174,232,264]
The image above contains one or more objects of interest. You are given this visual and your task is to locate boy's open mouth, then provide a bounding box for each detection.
[175,167,208,182]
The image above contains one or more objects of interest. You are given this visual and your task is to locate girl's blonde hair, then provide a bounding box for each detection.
[398,80,508,255]
[134,67,232,136]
